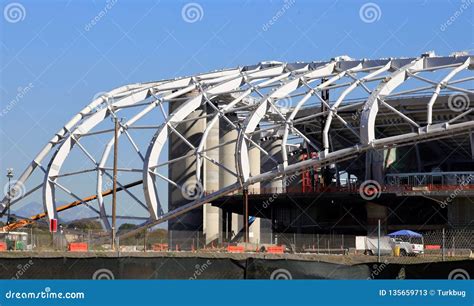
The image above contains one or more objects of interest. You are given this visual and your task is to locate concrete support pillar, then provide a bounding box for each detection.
[219,113,241,240]
[168,92,205,250]
[261,134,283,192]
[248,134,262,244]
[365,149,384,183]
[248,133,261,193]
[286,153,303,193]
[219,114,238,189]
[204,108,222,245]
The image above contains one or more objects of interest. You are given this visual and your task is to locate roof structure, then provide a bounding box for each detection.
[1,52,473,236]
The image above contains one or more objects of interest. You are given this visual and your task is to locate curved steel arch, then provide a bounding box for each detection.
[1,52,473,237]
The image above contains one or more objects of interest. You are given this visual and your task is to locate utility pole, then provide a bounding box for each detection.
[320,78,331,187]
[6,168,13,227]
[377,219,381,263]
[243,188,249,243]
[112,118,119,251]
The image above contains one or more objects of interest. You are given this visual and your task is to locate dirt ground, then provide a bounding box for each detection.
[0,251,471,265]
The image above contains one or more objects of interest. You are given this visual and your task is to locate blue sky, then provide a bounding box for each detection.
[0,0,472,218]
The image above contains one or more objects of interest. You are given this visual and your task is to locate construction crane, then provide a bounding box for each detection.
[1,180,142,232]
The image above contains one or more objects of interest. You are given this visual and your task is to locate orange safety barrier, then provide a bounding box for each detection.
[227,245,245,253]
[152,243,169,251]
[0,242,6,251]
[425,245,441,250]
[68,242,88,252]
[266,246,284,254]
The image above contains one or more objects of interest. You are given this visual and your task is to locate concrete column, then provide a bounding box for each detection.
[219,114,238,189]
[249,133,261,244]
[204,107,222,245]
[219,113,241,240]
[286,153,303,193]
[261,134,283,192]
[248,133,261,193]
[365,149,384,183]
[168,91,206,250]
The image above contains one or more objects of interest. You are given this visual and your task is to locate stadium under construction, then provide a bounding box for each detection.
[1,52,473,253]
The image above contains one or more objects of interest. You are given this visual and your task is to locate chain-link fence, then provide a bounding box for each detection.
[0,227,472,261]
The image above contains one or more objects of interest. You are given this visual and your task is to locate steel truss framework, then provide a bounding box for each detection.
[1,53,473,237]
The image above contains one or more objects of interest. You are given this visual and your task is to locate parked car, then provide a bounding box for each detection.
[389,237,424,256]
[388,230,424,256]
[355,235,424,256]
